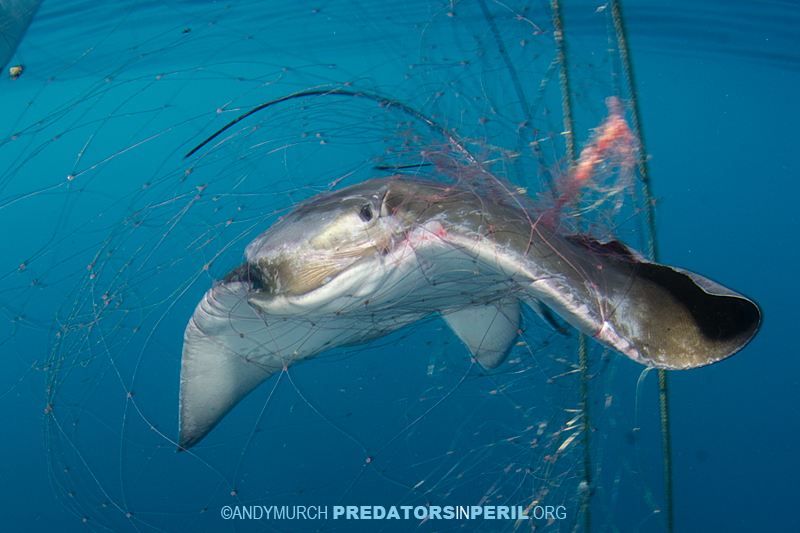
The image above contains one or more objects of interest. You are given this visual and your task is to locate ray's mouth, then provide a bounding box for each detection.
[222,262,272,293]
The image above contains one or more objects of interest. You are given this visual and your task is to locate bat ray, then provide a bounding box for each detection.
[179,176,760,449]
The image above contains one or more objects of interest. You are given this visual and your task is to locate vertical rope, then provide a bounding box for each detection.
[578,332,591,533]
[609,2,673,532]
[658,368,674,532]
[552,0,576,164]
[609,0,657,262]
[551,2,590,532]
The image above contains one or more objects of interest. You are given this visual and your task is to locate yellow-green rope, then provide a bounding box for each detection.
[610,1,673,531]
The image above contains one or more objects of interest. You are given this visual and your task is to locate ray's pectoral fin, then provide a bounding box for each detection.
[441,297,521,370]
[552,236,761,369]
[179,280,286,450]
[586,257,761,370]
[618,263,761,369]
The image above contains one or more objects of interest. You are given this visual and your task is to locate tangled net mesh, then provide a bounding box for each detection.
[1,1,666,532]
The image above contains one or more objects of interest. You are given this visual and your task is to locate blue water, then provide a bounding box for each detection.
[1,1,797,532]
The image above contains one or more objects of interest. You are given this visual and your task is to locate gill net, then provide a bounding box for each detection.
[1,1,669,531]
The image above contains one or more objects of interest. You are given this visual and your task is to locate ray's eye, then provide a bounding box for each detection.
[359,204,374,222]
